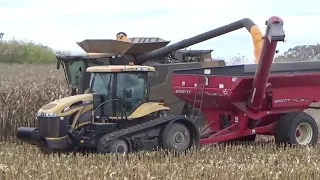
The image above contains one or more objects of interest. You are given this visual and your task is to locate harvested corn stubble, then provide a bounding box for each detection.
[1,63,320,180]
[1,142,320,179]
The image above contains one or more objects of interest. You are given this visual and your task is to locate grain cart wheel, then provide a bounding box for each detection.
[97,136,131,154]
[275,112,301,144]
[275,112,318,146]
[160,122,191,151]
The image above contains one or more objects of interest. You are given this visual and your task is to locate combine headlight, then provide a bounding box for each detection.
[37,112,57,117]
[46,113,56,117]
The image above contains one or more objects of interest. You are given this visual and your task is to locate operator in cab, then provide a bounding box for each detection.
[116,32,131,42]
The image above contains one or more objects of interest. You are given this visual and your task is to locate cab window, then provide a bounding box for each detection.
[117,72,148,115]
[90,73,114,96]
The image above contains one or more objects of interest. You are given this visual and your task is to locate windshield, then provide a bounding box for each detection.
[117,72,146,99]
[90,73,114,95]
[88,71,149,116]
[117,72,148,115]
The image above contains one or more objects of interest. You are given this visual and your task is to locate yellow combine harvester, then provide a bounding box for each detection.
[18,64,197,153]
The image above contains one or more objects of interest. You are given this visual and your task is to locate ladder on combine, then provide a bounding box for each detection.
[190,76,206,123]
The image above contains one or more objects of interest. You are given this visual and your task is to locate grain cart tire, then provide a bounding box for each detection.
[275,112,318,146]
[275,112,301,145]
[97,137,131,154]
[160,122,191,152]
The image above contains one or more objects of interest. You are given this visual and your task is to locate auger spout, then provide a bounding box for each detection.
[246,16,285,113]
[135,18,263,65]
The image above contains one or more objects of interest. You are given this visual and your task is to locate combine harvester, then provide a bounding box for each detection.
[16,16,308,155]
[55,19,264,128]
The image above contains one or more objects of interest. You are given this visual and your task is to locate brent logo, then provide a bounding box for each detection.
[175,90,191,94]
[274,99,291,103]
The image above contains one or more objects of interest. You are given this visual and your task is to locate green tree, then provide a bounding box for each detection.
[274,44,320,62]
[0,35,70,64]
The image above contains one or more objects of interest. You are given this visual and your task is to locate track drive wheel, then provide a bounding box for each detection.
[275,111,318,147]
[160,122,191,152]
[97,136,131,154]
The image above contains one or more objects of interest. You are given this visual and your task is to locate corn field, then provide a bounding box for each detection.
[0,63,69,141]
[1,63,320,179]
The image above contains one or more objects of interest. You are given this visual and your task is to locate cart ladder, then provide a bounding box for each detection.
[191,76,206,122]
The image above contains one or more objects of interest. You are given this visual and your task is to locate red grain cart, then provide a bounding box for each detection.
[172,16,320,146]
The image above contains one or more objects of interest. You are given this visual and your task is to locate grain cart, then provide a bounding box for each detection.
[56,18,264,128]
[17,17,267,154]
[172,16,320,146]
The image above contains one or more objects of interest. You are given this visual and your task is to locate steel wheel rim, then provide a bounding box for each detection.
[173,132,185,145]
[116,144,125,153]
[295,123,313,145]
[114,139,128,153]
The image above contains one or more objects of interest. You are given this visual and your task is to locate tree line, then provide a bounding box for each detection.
[217,44,320,65]
[0,33,70,64]
[0,33,319,64]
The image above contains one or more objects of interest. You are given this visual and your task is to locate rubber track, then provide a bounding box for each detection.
[100,115,188,143]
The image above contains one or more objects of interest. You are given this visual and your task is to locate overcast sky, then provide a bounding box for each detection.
[1,0,319,63]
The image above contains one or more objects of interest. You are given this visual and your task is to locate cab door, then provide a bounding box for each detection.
[116,72,148,117]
